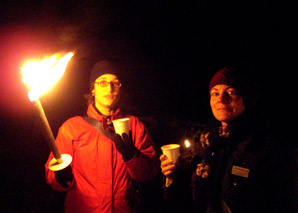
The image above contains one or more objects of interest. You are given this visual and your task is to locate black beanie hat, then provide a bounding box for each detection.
[89,59,121,85]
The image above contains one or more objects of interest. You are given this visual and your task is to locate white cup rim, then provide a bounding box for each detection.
[161,144,180,151]
[112,118,130,123]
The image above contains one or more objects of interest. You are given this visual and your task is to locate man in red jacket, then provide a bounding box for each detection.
[45,59,159,212]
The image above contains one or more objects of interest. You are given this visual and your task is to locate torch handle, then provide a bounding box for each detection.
[33,99,61,160]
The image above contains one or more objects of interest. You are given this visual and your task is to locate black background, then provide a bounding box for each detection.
[0,1,297,211]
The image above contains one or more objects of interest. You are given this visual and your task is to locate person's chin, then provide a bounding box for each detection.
[215,114,232,123]
[103,101,117,109]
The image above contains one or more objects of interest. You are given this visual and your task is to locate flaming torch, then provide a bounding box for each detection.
[21,52,73,171]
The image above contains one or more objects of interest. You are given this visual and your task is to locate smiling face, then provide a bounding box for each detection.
[210,84,246,125]
[92,74,121,114]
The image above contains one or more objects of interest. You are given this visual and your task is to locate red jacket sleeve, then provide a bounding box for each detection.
[45,121,74,191]
[124,116,159,182]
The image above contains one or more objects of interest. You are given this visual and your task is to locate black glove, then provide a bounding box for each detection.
[54,165,73,188]
[112,131,138,162]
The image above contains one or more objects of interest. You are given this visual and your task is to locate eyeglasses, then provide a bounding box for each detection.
[95,80,122,88]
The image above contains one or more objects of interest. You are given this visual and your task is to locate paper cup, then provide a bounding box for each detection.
[161,144,181,164]
[112,118,130,137]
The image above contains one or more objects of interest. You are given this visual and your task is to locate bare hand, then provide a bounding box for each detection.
[160,154,176,178]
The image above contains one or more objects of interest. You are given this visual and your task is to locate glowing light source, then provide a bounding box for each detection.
[185,139,190,148]
[21,52,74,102]
[21,52,73,171]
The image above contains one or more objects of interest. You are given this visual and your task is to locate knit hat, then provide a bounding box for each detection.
[209,67,241,91]
[209,67,258,107]
[89,59,121,85]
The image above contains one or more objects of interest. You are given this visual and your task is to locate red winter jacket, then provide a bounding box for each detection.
[45,104,159,212]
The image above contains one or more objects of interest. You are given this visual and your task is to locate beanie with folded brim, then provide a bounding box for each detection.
[89,59,121,85]
[209,67,258,107]
[209,67,242,92]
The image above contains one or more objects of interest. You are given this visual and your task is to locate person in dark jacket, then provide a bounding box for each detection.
[160,67,297,212]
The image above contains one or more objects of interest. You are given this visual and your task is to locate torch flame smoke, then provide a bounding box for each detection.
[21,52,74,102]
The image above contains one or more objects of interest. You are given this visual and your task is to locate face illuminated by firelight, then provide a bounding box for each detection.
[92,74,121,115]
[210,84,245,126]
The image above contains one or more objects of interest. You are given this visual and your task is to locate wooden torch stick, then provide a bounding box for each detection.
[32,99,62,164]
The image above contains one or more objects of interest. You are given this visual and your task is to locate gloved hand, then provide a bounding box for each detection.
[54,165,73,188]
[112,131,138,162]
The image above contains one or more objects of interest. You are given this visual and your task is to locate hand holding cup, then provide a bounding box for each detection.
[160,144,180,178]
[160,154,176,178]
[112,118,130,138]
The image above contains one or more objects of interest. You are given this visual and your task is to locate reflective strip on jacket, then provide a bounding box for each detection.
[45,104,159,212]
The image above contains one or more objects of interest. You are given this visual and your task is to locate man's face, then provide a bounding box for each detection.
[92,74,121,110]
[210,84,245,124]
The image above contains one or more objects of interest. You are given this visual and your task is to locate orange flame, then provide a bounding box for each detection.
[21,52,74,102]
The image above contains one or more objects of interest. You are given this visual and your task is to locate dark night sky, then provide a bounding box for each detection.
[0,0,297,211]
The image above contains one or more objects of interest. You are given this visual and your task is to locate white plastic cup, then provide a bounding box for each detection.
[112,118,130,137]
[161,144,181,164]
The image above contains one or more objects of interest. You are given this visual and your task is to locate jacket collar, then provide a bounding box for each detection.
[87,104,122,123]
